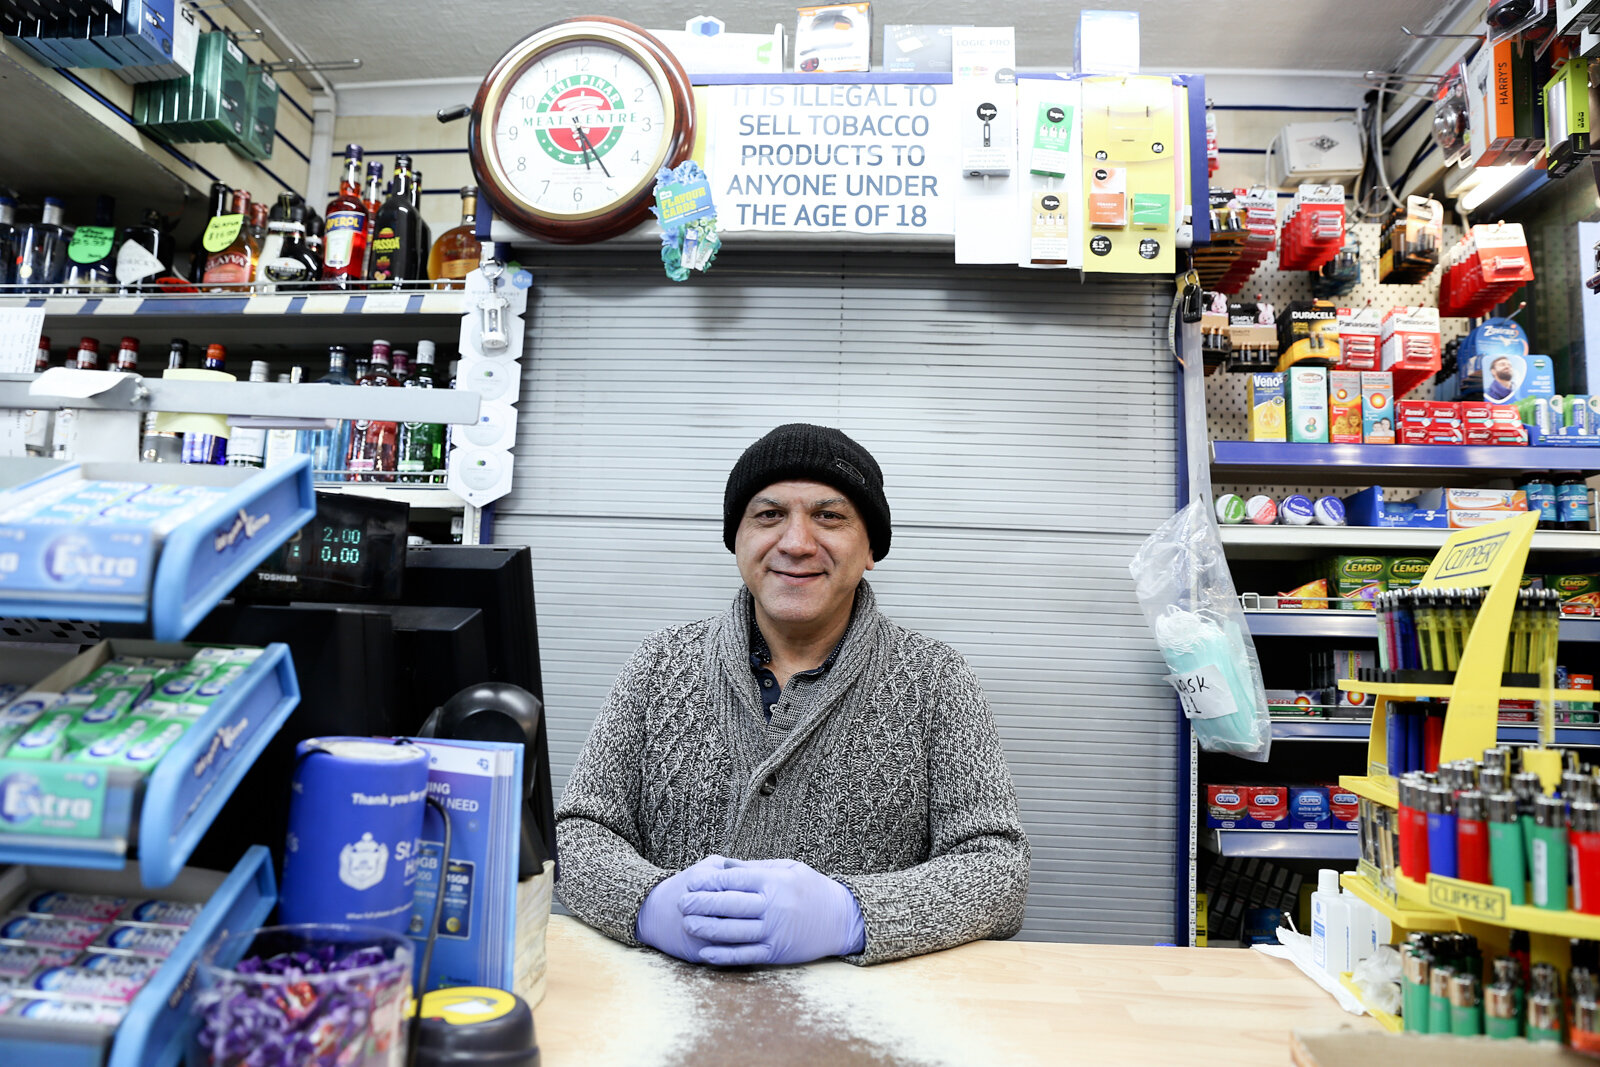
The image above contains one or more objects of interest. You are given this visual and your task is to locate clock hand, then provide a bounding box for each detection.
[573,124,611,178]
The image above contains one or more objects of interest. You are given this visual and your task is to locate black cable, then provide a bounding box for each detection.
[406,792,453,1067]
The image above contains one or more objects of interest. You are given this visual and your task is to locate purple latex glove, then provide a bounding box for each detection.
[678,858,866,966]
[636,854,732,962]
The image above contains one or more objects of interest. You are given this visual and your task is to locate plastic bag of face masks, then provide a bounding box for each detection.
[1129,499,1273,762]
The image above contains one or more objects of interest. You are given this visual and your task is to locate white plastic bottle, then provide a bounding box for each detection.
[1310,868,1351,976]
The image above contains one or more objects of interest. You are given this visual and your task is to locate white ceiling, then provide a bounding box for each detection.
[250,0,1446,86]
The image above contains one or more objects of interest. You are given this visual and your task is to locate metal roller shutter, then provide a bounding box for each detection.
[493,250,1178,943]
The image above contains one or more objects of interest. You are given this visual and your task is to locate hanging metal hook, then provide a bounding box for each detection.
[1363,71,1450,84]
[1506,300,1528,320]
[255,57,364,74]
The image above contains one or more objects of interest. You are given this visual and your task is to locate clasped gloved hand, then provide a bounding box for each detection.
[635,854,732,962]
[678,858,866,966]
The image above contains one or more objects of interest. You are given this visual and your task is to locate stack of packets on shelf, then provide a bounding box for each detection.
[0,889,200,1024]
[0,647,260,774]
[1438,222,1534,319]
[1205,783,1359,831]
[1276,184,1345,272]
[0,478,228,532]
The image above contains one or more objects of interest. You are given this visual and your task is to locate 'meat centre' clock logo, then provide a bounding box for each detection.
[531,75,635,165]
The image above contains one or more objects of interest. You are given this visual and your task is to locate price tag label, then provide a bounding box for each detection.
[115,240,166,285]
[41,298,86,317]
[1166,666,1237,720]
[418,292,465,315]
[361,292,411,314]
[93,297,143,316]
[300,294,350,315]
[244,295,293,315]
[202,214,244,253]
[67,226,116,265]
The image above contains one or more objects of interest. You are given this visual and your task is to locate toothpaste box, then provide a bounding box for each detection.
[1288,786,1330,830]
[1329,370,1363,444]
[1361,371,1393,443]
[1289,366,1329,443]
[1248,373,1287,442]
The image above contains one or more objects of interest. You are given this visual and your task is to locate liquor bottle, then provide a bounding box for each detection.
[16,197,70,294]
[322,143,369,289]
[354,354,370,381]
[189,182,232,283]
[300,345,354,481]
[248,201,269,247]
[256,192,305,280]
[63,195,118,293]
[360,160,384,277]
[370,155,424,287]
[25,336,51,457]
[260,222,319,292]
[412,169,432,271]
[347,339,401,481]
[264,367,304,469]
[429,187,482,288]
[0,194,17,287]
[391,347,411,384]
[304,213,325,275]
[182,344,229,465]
[398,339,443,483]
[110,337,139,374]
[141,339,190,463]
[74,337,102,370]
[116,209,178,293]
[202,190,257,290]
[225,360,271,468]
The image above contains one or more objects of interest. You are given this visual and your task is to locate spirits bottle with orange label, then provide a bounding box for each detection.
[201,190,258,291]
[428,186,482,289]
[321,144,370,289]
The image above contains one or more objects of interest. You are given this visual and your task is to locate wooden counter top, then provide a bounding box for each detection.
[532,915,1376,1066]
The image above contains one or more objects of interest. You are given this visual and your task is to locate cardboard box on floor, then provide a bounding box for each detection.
[1292,1029,1590,1066]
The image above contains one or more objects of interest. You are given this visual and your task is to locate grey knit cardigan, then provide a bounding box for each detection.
[554,580,1031,965]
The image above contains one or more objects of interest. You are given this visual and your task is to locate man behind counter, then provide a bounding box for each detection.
[555,423,1030,966]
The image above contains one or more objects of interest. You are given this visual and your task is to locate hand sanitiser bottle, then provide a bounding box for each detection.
[1311,869,1352,976]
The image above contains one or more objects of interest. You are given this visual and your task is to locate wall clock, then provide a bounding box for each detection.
[463,17,696,244]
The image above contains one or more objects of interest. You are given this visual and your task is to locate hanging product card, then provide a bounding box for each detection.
[794,3,872,72]
[952,28,1015,177]
[66,227,115,266]
[1030,102,1075,177]
[1080,74,1181,273]
[1029,193,1071,264]
[651,161,721,282]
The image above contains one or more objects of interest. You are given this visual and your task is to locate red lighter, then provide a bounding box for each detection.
[1457,790,1490,883]
[1398,775,1430,879]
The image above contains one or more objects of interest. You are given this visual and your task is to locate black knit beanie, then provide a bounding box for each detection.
[723,423,891,561]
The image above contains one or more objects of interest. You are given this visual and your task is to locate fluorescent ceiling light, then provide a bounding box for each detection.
[1457,162,1531,212]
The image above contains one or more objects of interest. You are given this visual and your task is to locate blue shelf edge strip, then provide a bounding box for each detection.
[7,294,465,316]
[1212,440,1600,472]
[1268,720,1600,746]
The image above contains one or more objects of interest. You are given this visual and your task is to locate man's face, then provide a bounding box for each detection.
[735,479,875,637]
[1492,357,1514,383]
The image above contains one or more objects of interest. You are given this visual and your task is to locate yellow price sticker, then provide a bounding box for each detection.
[1427,874,1509,921]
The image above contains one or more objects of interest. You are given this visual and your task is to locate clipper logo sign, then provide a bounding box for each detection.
[530,76,637,166]
[43,535,140,585]
[339,831,389,891]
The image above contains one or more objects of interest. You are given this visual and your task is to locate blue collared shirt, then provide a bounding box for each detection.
[749,623,844,722]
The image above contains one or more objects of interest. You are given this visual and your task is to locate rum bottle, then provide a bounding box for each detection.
[201,190,257,290]
[428,187,481,288]
[347,340,401,481]
[322,143,369,288]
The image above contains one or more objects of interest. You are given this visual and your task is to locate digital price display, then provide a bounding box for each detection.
[244,493,408,601]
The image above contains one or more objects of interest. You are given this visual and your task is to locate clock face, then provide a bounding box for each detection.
[470,19,696,244]
[492,44,670,219]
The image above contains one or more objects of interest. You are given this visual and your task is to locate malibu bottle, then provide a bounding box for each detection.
[322,144,369,289]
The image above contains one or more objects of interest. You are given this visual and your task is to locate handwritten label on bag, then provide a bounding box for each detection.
[1166,666,1236,720]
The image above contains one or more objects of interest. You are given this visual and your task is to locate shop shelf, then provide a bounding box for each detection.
[1339,871,1459,933]
[1244,609,1376,638]
[1396,871,1600,940]
[1336,973,1404,1033]
[0,844,277,1067]
[1210,440,1600,487]
[315,482,466,509]
[1205,829,1358,859]
[1218,524,1600,560]
[0,290,468,317]
[1271,719,1372,740]
[0,640,299,887]
[1336,679,1600,704]
[1337,774,1399,808]
[0,458,314,641]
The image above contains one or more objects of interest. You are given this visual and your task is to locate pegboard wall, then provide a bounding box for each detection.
[1206,222,1470,500]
